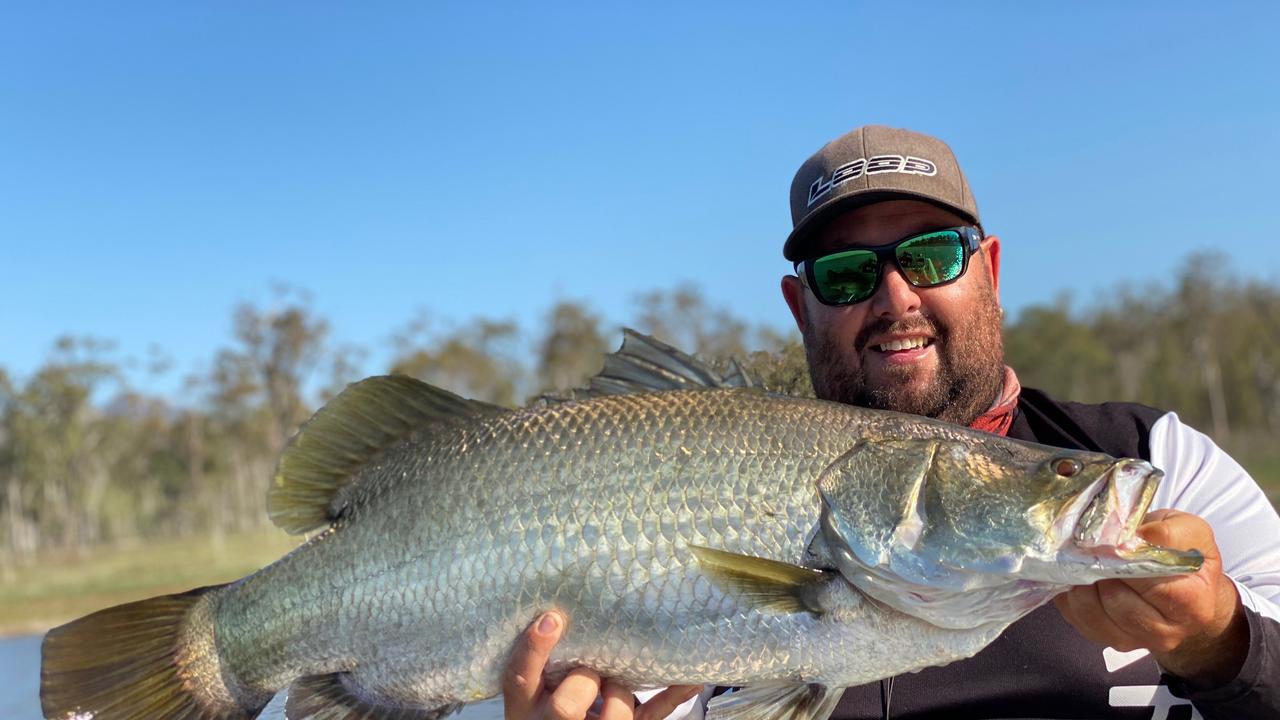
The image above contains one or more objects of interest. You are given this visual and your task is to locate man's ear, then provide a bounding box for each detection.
[781,275,808,332]
[981,234,1001,299]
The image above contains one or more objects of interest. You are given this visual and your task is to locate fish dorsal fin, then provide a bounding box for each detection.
[268,375,506,535]
[539,329,763,405]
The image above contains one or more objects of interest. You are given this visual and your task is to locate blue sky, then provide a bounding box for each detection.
[3,2,1278,396]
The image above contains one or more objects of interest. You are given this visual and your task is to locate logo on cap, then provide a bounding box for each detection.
[807,155,938,207]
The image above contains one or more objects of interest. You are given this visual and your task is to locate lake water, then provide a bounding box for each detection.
[2,634,503,720]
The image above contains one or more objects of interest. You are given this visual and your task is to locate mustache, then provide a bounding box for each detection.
[854,315,942,353]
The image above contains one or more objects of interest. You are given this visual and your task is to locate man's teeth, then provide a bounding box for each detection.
[878,337,928,352]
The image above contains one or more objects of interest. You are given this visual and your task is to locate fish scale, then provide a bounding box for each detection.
[211,390,971,699]
[39,331,1201,720]
[216,391,847,695]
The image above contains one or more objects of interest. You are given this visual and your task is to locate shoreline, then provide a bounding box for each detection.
[0,529,300,641]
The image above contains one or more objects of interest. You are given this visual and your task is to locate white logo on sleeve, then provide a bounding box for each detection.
[1103,647,1150,672]
[1103,647,1202,720]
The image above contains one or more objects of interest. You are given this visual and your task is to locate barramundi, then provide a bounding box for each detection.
[41,331,1202,720]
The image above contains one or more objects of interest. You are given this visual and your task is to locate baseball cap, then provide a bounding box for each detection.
[783,125,980,261]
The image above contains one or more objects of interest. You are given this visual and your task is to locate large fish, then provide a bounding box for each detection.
[41,331,1201,720]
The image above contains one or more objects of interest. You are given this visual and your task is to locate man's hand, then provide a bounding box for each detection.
[503,611,703,720]
[1054,509,1250,689]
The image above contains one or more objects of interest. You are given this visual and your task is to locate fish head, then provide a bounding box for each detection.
[811,436,1202,626]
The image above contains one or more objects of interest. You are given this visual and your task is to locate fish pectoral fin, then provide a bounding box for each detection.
[285,673,462,720]
[706,683,842,720]
[689,545,834,614]
[269,375,506,535]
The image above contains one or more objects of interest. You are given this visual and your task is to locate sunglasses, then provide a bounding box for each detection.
[794,226,984,306]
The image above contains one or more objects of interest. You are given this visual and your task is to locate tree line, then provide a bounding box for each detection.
[0,285,790,568]
[2,253,1277,568]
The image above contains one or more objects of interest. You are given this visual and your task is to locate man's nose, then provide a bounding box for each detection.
[869,265,922,318]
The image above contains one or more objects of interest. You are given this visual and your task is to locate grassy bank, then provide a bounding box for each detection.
[0,529,301,638]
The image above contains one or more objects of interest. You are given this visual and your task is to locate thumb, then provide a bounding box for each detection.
[1136,510,1212,555]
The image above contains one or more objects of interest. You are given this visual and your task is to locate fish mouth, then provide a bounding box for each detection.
[1071,460,1202,572]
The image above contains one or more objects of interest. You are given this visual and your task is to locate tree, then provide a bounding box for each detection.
[1004,296,1117,404]
[632,284,753,359]
[2,337,123,553]
[389,315,526,406]
[535,301,608,395]
[192,287,333,534]
[229,286,330,451]
[632,284,789,361]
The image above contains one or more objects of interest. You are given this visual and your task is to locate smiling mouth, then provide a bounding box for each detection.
[875,337,933,353]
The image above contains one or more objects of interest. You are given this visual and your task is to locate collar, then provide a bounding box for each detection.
[968,365,1021,436]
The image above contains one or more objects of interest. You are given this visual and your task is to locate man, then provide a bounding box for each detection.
[503,126,1280,719]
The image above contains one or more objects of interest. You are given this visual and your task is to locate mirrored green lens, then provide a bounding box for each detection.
[812,249,879,304]
[896,230,964,287]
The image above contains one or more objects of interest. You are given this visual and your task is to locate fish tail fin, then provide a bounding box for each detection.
[41,583,271,720]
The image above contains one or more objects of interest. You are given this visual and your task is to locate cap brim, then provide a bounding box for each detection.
[782,190,980,261]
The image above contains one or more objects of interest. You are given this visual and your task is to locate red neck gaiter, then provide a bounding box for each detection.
[968,365,1022,437]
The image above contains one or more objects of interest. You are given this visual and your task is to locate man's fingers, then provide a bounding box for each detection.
[1056,511,1245,678]
[1055,585,1143,651]
[1140,508,1182,525]
[1126,511,1223,620]
[635,685,704,720]
[1094,579,1180,640]
[498,611,692,720]
[545,667,603,720]
[1135,511,1218,563]
[503,611,566,720]
[596,680,636,720]
[1141,507,1198,545]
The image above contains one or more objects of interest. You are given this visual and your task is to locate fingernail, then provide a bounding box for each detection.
[537,612,560,636]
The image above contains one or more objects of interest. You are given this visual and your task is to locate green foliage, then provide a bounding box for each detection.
[390,316,527,407]
[1003,297,1117,403]
[536,301,608,396]
[739,341,814,398]
[632,282,791,361]
[228,286,331,449]
[2,266,1277,569]
[1003,253,1280,500]
[1004,253,1280,442]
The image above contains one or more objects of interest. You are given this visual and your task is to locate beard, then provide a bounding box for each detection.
[801,280,1006,426]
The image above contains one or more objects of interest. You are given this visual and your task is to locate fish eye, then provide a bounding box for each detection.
[1052,458,1083,477]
